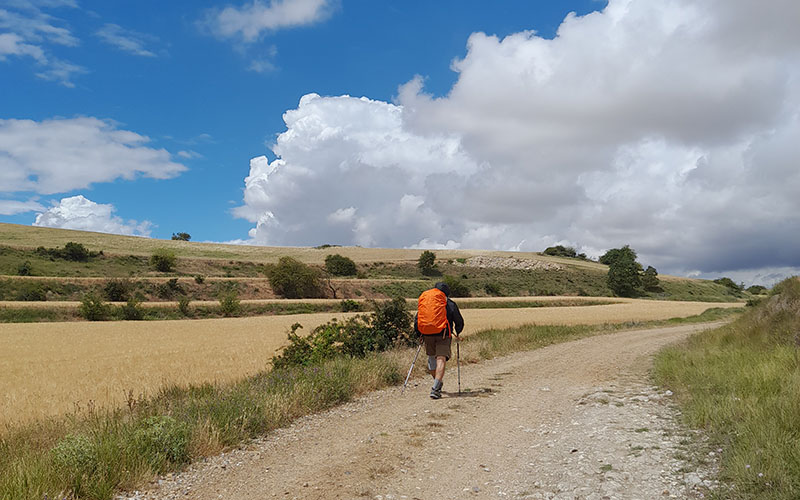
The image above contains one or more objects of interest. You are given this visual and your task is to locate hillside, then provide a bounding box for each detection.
[0,223,742,304]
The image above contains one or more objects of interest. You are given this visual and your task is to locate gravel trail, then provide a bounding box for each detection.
[121,322,722,500]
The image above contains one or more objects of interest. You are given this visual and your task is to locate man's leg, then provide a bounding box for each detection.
[434,355,447,381]
[427,355,437,378]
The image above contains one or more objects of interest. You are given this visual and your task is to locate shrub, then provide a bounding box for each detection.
[120,297,144,320]
[272,298,412,368]
[714,277,744,295]
[340,299,360,312]
[178,295,192,316]
[16,283,47,301]
[219,289,241,317]
[266,257,323,298]
[79,293,112,321]
[325,254,357,276]
[51,434,97,478]
[444,275,471,297]
[746,284,768,295]
[150,248,176,272]
[484,282,502,296]
[642,265,663,292]
[417,250,437,275]
[131,416,190,472]
[62,242,90,262]
[103,279,131,302]
[543,245,577,258]
[17,260,32,276]
[194,275,205,284]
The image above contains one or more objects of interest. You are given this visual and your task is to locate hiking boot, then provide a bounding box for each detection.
[430,379,443,399]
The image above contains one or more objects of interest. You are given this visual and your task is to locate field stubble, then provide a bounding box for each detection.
[0,298,739,428]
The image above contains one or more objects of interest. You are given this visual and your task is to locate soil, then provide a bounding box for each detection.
[118,322,722,500]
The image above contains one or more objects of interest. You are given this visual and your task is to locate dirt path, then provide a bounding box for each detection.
[122,323,722,500]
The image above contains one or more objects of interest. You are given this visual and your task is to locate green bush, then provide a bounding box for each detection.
[484,282,502,296]
[266,257,323,298]
[325,254,357,276]
[417,250,437,275]
[17,260,32,276]
[171,232,191,241]
[642,265,663,292]
[746,284,768,295]
[62,242,90,262]
[16,283,47,301]
[219,289,241,317]
[51,434,97,478]
[444,275,471,297]
[120,297,144,320]
[194,275,205,284]
[178,295,192,316]
[714,277,744,296]
[79,293,112,321]
[543,245,577,258]
[272,298,412,368]
[150,248,176,272]
[103,279,131,302]
[131,416,190,473]
[340,299,360,312]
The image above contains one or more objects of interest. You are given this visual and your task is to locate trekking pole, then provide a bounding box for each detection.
[402,343,423,394]
[457,337,461,395]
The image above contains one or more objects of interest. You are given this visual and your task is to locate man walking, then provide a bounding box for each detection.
[414,282,465,399]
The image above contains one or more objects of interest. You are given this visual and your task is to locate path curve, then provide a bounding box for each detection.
[124,322,722,500]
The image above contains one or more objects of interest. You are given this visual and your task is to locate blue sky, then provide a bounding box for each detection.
[2,0,800,286]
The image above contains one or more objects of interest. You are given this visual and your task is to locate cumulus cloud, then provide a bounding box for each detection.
[0,117,187,195]
[0,1,85,86]
[204,0,332,42]
[95,23,159,57]
[236,0,800,285]
[33,195,153,236]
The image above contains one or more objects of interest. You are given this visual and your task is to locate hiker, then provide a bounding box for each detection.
[414,282,464,399]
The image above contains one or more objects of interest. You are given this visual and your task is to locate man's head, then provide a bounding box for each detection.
[434,281,451,297]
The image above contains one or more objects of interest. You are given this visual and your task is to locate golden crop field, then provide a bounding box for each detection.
[0,299,739,428]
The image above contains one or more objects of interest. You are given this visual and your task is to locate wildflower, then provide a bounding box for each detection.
[758,473,764,477]
[745,464,751,469]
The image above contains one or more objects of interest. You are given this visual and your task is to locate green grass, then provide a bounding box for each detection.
[653,278,800,499]
[0,306,740,499]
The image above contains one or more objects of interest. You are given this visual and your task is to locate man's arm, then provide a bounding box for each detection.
[447,300,465,335]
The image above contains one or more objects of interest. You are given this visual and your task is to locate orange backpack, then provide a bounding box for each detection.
[417,288,450,335]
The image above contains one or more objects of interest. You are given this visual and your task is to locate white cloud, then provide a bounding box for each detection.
[235,0,800,283]
[33,195,153,236]
[0,198,45,215]
[95,23,158,57]
[0,2,84,86]
[204,0,332,42]
[0,117,187,195]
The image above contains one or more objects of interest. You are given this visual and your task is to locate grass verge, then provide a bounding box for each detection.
[653,278,800,499]
[0,307,741,500]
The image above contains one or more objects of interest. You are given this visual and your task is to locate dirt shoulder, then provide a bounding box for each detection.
[121,322,722,500]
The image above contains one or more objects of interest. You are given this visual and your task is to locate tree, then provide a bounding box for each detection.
[171,232,191,241]
[714,277,743,295]
[543,245,577,258]
[642,265,662,292]
[746,285,768,295]
[324,254,357,276]
[62,241,90,262]
[599,245,637,266]
[606,252,643,297]
[417,250,437,275]
[266,257,324,298]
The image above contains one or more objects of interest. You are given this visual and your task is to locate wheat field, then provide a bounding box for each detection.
[0,299,739,428]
